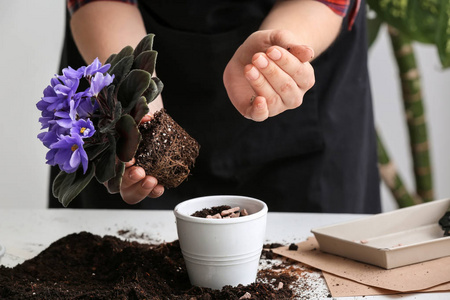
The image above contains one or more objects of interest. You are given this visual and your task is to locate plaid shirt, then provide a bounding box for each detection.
[68,0,355,19]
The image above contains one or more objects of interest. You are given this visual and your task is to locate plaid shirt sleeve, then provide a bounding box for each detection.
[67,0,137,16]
[67,0,358,29]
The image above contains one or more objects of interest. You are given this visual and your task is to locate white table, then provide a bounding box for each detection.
[0,209,448,299]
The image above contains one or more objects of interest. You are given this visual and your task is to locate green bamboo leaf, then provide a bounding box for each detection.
[117,69,151,114]
[115,114,142,162]
[436,1,450,68]
[109,55,134,86]
[52,164,95,207]
[106,161,125,194]
[367,14,383,48]
[134,34,154,57]
[133,50,157,75]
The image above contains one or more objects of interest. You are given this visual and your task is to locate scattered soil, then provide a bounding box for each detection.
[0,232,301,299]
[135,109,200,188]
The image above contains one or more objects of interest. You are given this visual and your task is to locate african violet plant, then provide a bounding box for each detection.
[37,34,163,207]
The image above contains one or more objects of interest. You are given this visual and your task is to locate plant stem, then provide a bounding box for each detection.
[388,26,434,202]
[377,131,419,208]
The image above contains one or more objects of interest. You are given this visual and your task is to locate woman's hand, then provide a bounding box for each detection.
[119,158,165,204]
[223,29,315,122]
[118,94,165,205]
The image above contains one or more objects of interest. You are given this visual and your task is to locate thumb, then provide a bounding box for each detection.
[288,45,315,63]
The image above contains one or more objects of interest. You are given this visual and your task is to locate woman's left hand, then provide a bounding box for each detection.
[223,29,315,122]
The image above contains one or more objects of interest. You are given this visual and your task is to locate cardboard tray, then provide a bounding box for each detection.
[311,198,450,269]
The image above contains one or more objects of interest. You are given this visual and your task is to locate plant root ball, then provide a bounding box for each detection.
[134,109,200,188]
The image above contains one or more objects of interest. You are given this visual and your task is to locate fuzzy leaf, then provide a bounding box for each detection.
[106,161,125,194]
[143,77,164,104]
[99,101,122,134]
[52,163,95,207]
[108,45,134,69]
[133,50,157,75]
[134,34,154,57]
[94,135,117,183]
[115,114,142,162]
[84,141,109,161]
[117,69,151,114]
[105,53,117,65]
[109,55,134,86]
[131,96,150,124]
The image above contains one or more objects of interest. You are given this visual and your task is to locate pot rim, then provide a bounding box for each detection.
[174,195,268,224]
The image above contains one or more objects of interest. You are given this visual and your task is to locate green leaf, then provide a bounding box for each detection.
[99,101,122,134]
[117,69,151,114]
[134,34,154,57]
[108,45,134,69]
[84,141,109,161]
[131,96,150,124]
[109,55,134,86]
[106,161,125,194]
[105,53,117,65]
[143,77,164,104]
[367,14,383,48]
[367,0,450,68]
[94,135,117,183]
[52,164,95,207]
[436,1,450,68]
[115,114,142,162]
[133,50,157,75]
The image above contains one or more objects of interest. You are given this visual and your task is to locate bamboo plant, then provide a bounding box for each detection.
[367,0,450,207]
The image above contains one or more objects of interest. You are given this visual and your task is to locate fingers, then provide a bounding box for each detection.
[244,46,315,118]
[244,96,269,122]
[120,163,165,204]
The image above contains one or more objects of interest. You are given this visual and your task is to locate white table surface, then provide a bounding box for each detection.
[0,209,448,299]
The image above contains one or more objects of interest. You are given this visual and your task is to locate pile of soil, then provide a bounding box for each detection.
[135,109,200,188]
[0,232,297,299]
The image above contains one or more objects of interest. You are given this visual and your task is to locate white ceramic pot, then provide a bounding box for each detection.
[174,195,268,290]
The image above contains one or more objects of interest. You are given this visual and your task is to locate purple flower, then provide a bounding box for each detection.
[53,76,79,101]
[38,82,68,113]
[38,124,70,148]
[76,94,98,119]
[62,66,85,80]
[47,134,88,174]
[70,119,95,139]
[84,58,110,77]
[54,100,77,128]
[89,72,114,96]
[38,108,56,130]
[38,131,58,148]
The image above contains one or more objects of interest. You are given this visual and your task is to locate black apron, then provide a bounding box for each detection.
[50,0,381,213]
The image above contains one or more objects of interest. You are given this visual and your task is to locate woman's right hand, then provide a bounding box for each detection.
[120,158,165,204]
[119,93,165,204]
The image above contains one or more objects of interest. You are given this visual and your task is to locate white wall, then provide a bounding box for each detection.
[0,2,65,208]
[1,3,449,211]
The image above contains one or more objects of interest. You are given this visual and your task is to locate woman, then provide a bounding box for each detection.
[49,0,381,213]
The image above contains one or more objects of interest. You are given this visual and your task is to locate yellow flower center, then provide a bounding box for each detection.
[80,127,86,134]
[71,144,78,152]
